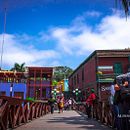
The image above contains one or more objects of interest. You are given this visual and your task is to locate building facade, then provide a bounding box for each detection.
[69,49,130,101]
[27,67,53,100]
[0,71,27,99]
[0,67,53,100]
[56,79,69,99]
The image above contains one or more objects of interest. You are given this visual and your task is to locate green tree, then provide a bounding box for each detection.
[52,80,58,86]
[10,62,26,72]
[53,66,73,82]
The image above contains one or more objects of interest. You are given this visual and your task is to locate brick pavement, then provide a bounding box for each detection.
[14,110,112,130]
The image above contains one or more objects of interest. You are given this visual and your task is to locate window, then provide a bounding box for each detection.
[74,76,76,85]
[0,91,6,96]
[114,63,122,74]
[42,88,46,98]
[72,78,73,86]
[29,87,34,98]
[77,74,79,84]
[36,87,41,99]
[128,55,130,63]
[82,68,84,81]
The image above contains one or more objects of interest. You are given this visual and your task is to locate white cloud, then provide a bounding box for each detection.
[85,11,102,17]
[0,34,60,69]
[1,11,130,69]
[71,10,102,26]
[47,12,130,55]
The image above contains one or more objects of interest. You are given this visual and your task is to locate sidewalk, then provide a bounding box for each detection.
[14,110,112,130]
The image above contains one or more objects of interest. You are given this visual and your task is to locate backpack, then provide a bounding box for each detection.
[92,94,98,104]
[120,87,130,103]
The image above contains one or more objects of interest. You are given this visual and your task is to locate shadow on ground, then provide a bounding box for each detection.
[40,111,112,130]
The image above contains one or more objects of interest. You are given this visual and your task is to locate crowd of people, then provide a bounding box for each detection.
[48,94,75,114]
[48,78,130,130]
[84,78,130,130]
[84,78,130,129]
[48,89,96,117]
[109,78,130,130]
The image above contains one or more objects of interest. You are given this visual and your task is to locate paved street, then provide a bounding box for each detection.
[14,110,112,130]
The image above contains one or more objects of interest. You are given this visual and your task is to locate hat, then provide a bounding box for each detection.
[91,88,95,92]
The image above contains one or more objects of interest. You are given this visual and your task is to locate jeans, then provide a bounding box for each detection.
[51,105,54,114]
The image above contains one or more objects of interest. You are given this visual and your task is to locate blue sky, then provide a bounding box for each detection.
[0,0,130,70]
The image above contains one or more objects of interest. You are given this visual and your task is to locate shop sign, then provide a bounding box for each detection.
[98,66,113,71]
[101,86,111,91]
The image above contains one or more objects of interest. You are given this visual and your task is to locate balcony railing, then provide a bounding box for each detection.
[29,80,51,85]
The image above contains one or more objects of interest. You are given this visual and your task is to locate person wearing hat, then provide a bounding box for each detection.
[86,88,96,118]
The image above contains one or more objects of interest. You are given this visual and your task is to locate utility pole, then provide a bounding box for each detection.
[0,7,7,70]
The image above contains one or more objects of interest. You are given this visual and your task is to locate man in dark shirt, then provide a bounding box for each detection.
[114,78,130,130]
[48,96,56,114]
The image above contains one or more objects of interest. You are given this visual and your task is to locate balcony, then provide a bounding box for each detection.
[29,80,51,85]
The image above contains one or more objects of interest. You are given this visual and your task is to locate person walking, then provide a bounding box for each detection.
[86,88,96,118]
[57,94,64,113]
[68,98,72,110]
[48,95,56,114]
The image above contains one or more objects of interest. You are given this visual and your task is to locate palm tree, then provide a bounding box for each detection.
[117,0,129,16]
[10,62,26,72]
[122,0,129,15]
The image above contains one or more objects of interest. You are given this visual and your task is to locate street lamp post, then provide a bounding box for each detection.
[51,88,59,98]
[73,88,81,101]
[51,88,56,98]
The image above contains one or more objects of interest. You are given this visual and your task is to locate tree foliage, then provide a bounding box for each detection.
[10,62,26,72]
[116,0,130,16]
[53,66,73,82]
[52,80,58,86]
[121,0,129,15]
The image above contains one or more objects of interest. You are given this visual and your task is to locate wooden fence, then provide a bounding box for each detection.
[75,101,115,128]
[0,96,50,130]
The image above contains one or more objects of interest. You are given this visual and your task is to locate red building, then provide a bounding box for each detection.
[69,49,130,101]
[27,67,53,100]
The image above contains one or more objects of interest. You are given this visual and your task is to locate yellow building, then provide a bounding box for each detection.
[57,80,64,92]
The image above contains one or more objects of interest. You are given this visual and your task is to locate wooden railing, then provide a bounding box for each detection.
[0,96,50,130]
[75,101,114,128]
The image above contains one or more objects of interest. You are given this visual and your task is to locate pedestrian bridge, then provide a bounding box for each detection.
[15,111,111,130]
[0,96,112,130]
